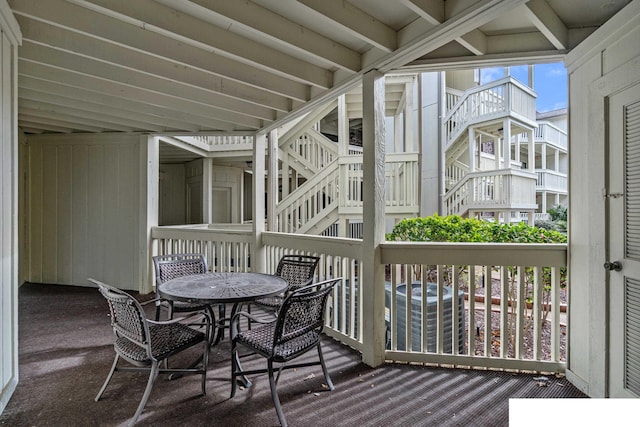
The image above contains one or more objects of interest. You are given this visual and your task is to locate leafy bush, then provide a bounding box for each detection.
[386,214,567,333]
[387,214,567,244]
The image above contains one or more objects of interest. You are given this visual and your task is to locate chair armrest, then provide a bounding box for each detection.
[148,311,210,325]
[140,297,163,306]
[230,311,275,338]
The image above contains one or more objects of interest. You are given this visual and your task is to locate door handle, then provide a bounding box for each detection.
[604,261,622,271]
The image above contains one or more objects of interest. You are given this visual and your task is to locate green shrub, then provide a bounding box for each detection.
[387,214,567,244]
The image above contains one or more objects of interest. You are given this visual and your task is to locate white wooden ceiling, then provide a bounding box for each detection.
[9,0,632,136]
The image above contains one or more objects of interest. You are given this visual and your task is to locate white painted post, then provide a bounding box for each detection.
[338,94,349,237]
[361,70,386,367]
[404,80,414,152]
[139,134,159,294]
[253,133,267,273]
[468,127,476,172]
[503,118,511,169]
[202,157,213,224]
[267,129,278,231]
[528,129,535,173]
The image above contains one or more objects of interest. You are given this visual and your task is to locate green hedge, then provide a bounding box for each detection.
[386,214,567,244]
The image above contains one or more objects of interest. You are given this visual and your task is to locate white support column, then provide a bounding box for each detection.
[503,119,511,169]
[253,133,267,273]
[527,129,535,173]
[267,130,278,231]
[528,128,536,225]
[404,80,414,152]
[361,69,386,367]
[139,134,159,294]
[515,133,521,164]
[281,143,290,199]
[394,114,402,153]
[495,137,501,169]
[337,94,349,237]
[202,157,213,224]
[468,127,476,172]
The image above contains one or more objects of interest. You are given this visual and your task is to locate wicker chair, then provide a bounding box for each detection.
[230,277,340,427]
[90,279,210,426]
[251,254,320,316]
[152,253,223,343]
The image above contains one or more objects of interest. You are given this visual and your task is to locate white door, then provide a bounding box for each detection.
[607,82,640,398]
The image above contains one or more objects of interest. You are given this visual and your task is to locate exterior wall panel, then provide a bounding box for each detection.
[25,134,141,290]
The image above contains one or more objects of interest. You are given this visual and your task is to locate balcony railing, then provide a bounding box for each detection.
[150,225,568,373]
[443,77,537,150]
[536,170,568,193]
[275,153,419,233]
[520,122,567,151]
[444,169,538,216]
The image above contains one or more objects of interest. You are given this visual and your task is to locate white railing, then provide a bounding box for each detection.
[283,129,338,174]
[520,122,567,151]
[513,212,551,222]
[444,169,538,216]
[276,153,419,233]
[175,135,254,151]
[381,241,567,372]
[536,170,568,193]
[445,160,469,189]
[445,88,464,112]
[443,77,537,150]
[338,153,419,214]
[151,224,252,272]
[149,225,567,372]
[263,232,364,350]
[276,160,340,234]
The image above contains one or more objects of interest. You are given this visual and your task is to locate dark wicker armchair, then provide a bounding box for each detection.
[153,253,224,343]
[252,254,320,315]
[90,278,210,426]
[230,277,340,427]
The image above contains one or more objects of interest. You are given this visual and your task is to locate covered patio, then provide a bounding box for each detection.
[2,1,640,422]
[0,282,585,427]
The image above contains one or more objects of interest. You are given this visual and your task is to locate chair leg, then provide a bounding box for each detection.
[317,342,335,391]
[130,361,160,426]
[95,354,119,402]
[201,339,209,396]
[268,360,287,427]
[230,340,238,398]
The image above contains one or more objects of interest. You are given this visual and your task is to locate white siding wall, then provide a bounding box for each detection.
[0,1,21,414]
[25,133,143,290]
[565,2,640,397]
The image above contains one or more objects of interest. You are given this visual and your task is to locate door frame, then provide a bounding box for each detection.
[592,55,640,397]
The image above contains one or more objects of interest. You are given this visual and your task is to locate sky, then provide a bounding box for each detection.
[480,62,568,113]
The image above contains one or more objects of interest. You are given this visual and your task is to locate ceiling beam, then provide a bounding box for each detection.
[19,42,265,129]
[522,0,568,50]
[18,98,167,132]
[298,0,397,52]
[11,0,311,102]
[76,0,333,89]
[159,0,361,73]
[18,113,105,133]
[18,76,212,132]
[17,16,285,118]
[19,60,250,132]
[20,106,137,132]
[18,121,72,134]
[399,0,487,55]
